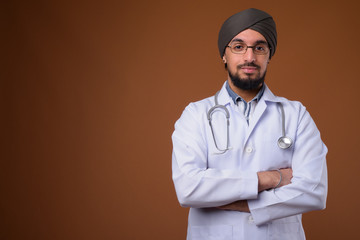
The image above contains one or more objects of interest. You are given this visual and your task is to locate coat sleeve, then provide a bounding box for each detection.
[247,105,328,226]
[172,103,259,208]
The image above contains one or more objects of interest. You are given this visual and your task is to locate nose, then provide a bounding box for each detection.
[244,47,256,63]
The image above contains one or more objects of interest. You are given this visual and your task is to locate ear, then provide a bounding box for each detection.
[222,55,227,63]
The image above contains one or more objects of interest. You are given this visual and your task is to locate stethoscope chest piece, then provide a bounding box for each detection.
[277,136,293,149]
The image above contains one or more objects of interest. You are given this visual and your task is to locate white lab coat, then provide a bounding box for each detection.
[172,82,328,240]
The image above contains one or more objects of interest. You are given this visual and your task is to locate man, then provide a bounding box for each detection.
[171,8,328,240]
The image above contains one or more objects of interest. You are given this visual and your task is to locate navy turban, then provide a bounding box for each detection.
[218,8,277,58]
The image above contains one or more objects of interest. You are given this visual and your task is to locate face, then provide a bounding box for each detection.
[223,29,270,90]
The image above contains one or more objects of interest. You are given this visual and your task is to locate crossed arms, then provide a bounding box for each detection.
[217,168,293,212]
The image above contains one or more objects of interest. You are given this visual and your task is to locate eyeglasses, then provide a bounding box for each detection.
[227,42,270,55]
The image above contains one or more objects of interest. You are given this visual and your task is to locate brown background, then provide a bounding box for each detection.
[2,0,360,239]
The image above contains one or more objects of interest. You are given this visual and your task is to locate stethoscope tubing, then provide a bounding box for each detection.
[207,90,293,154]
[277,102,293,149]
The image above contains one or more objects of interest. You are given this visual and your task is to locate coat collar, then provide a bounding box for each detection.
[216,81,286,106]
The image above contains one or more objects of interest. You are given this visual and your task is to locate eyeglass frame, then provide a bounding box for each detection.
[226,40,271,55]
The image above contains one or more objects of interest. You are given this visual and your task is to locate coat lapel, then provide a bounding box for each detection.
[243,99,267,147]
[243,84,280,147]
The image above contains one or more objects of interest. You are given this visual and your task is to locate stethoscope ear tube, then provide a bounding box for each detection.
[207,91,231,153]
[277,102,293,149]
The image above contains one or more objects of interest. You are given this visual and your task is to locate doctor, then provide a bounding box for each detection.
[172,8,328,240]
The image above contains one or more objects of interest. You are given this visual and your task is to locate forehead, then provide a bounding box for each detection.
[230,29,267,44]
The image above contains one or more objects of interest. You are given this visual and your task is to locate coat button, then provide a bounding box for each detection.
[248,215,254,223]
[245,147,253,153]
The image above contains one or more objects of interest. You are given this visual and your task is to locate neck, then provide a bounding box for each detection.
[228,79,263,102]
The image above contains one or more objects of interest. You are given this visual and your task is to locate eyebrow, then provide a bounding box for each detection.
[230,39,268,45]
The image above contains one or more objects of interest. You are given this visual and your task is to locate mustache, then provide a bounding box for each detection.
[237,63,260,69]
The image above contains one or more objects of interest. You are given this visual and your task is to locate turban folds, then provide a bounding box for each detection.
[218,8,277,58]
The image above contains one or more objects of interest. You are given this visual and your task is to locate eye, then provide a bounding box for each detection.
[254,44,268,53]
[232,43,245,51]
[255,45,265,51]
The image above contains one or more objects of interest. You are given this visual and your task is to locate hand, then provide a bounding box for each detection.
[257,168,293,192]
[217,200,250,212]
[277,168,293,187]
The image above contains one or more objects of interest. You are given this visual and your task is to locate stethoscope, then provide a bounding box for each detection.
[207,91,293,154]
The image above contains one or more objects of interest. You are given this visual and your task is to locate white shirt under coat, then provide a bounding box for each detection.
[171,81,328,240]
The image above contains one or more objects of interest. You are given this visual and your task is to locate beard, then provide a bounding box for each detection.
[228,63,266,90]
